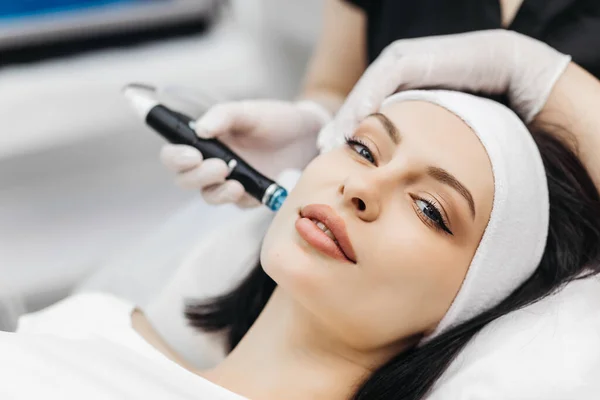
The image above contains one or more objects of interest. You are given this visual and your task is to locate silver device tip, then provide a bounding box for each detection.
[122,82,160,119]
[121,82,157,93]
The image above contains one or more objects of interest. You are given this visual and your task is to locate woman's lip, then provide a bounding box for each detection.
[295,218,352,263]
[297,204,357,263]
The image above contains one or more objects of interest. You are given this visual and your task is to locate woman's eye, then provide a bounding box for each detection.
[345,138,376,164]
[415,199,453,235]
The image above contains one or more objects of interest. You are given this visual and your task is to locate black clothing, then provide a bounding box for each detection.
[346,0,600,79]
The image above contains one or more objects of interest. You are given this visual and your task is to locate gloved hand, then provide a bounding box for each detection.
[318,29,571,151]
[160,99,331,207]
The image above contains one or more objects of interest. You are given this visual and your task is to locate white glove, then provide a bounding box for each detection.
[318,29,571,151]
[160,99,331,207]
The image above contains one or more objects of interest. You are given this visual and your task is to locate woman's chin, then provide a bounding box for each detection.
[261,236,331,294]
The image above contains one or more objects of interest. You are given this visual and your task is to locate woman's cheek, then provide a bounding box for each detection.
[367,215,439,283]
[309,148,350,170]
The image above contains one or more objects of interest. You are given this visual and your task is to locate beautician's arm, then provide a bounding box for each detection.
[300,0,367,115]
[537,63,600,189]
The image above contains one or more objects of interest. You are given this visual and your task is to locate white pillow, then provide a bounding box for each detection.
[146,169,600,397]
[427,275,600,399]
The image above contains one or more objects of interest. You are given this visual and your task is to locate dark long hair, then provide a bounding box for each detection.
[185,128,600,399]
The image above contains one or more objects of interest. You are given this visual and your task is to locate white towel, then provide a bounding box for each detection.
[379,91,549,340]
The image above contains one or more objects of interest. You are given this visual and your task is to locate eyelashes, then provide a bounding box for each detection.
[414,196,453,235]
[344,135,453,235]
[345,136,376,165]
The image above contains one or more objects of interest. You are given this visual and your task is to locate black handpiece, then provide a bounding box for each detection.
[146,105,286,210]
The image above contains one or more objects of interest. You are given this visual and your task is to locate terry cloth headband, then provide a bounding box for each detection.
[377,90,550,341]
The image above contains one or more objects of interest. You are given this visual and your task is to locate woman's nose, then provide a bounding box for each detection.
[339,174,382,222]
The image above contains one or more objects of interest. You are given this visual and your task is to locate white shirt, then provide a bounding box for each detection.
[0,292,246,400]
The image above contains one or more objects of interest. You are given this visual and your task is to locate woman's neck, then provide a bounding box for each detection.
[198,288,410,400]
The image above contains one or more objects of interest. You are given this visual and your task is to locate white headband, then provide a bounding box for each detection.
[375,90,550,340]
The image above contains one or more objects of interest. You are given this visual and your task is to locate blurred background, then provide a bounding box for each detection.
[0,0,324,330]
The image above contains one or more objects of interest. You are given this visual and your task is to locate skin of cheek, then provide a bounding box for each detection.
[323,205,471,348]
[260,149,472,350]
[260,151,349,299]
[260,151,371,347]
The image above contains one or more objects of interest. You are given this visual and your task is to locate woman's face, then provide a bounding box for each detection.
[261,101,494,351]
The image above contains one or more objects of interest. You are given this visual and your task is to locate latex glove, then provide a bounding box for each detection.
[318,29,571,151]
[160,100,331,207]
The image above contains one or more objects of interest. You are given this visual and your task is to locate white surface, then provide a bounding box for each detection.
[4,292,245,399]
[427,276,600,399]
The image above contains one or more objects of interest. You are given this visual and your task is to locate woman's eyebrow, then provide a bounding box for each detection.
[366,113,476,219]
[368,113,401,144]
[428,167,476,219]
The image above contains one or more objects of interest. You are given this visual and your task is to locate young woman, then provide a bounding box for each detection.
[173,91,600,399]
[4,90,600,400]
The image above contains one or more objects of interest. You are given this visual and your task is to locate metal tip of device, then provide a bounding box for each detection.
[122,82,160,119]
[121,82,157,93]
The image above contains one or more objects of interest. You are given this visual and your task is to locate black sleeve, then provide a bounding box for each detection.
[344,0,378,13]
[344,0,367,8]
